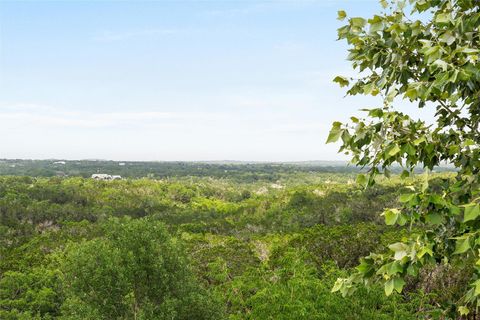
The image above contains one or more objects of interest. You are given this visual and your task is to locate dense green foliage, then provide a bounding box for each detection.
[59,218,220,320]
[0,170,464,319]
[329,0,480,317]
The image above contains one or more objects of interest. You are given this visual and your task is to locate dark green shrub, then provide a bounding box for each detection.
[59,217,222,320]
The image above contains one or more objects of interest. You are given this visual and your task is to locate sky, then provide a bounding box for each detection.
[0,0,426,161]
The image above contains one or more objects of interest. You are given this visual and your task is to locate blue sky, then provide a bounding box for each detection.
[0,0,397,161]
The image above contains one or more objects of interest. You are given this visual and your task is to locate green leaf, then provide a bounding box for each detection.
[386,144,401,158]
[337,10,347,21]
[426,213,443,225]
[449,69,459,83]
[449,205,461,215]
[458,306,469,316]
[350,17,366,28]
[399,193,415,203]
[386,261,403,275]
[458,47,479,54]
[389,242,409,260]
[384,276,405,295]
[331,279,343,292]
[423,46,441,64]
[433,72,450,90]
[326,122,343,143]
[407,264,418,277]
[463,139,475,147]
[341,129,352,144]
[433,59,449,72]
[439,31,456,45]
[435,13,450,24]
[453,237,470,255]
[413,137,426,146]
[383,209,400,225]
[396,213,407,226]
[333,76,350,87]
[369,21,383,33]
[367,108,383,118]
[393,277,405,293]
[417,246,433,259]
[463,204,480,222]
[356,260,372,274]
[405,87,417,100]
[475,279,480,296]
[356,174,367,186]
[402,143,416,156]
[429,194,446,206]
[384,279,394,296]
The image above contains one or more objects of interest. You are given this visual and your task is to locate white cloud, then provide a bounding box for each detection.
[93,28,182,42]
[0,100,344,161]
[0,103,226,129]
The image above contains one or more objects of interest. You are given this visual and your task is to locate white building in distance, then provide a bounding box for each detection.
[91,174,122,181]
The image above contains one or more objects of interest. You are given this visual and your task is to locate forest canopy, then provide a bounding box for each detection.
[0,173,458,319]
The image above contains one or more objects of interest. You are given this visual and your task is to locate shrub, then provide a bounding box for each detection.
[59,217,222,320]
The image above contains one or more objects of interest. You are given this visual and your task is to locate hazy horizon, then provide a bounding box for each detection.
[0,157,349,164]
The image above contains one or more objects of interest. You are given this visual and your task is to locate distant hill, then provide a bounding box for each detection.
[0,159,455,181]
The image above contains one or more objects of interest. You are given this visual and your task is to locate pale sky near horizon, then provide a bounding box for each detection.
[0,0,433,161]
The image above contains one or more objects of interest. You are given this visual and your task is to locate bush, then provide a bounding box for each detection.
[59,217,222,320]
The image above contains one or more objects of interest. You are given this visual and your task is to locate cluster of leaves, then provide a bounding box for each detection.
[329,0,480,316]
